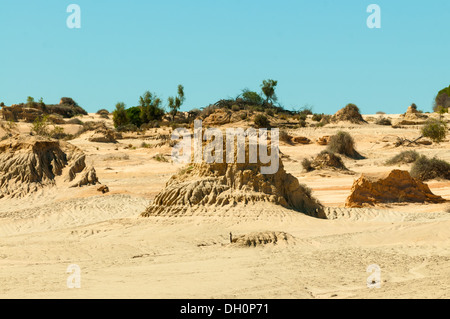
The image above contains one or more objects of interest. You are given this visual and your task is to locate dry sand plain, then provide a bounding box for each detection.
[0,113,449,299]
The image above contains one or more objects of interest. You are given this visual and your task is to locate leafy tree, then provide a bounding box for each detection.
[168,85,185,121]
[433,85,450,112]
[241,89,264,105]
[139,91,164,124]
[38,97,47,112]
[112,102,129,128]
[261,79,278,105]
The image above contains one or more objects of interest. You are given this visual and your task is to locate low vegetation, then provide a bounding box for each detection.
[421,119,447,143]
[385,150,420,165]
[254,114,270,128]
[410,155,450,181]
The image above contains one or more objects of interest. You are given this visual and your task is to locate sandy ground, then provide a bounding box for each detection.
[0,113,449,299]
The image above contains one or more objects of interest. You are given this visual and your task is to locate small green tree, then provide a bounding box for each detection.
[139,91,164,124]
[261,79,278,105]
[27,96,36,108]
[421,119,447,143]
[241,89,264,105]
[32,115,50,136]
[433,85,450,112]
[168,85,185,122]
[112,102,129,128]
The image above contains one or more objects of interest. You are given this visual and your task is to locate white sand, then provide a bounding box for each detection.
[0,113,449,299]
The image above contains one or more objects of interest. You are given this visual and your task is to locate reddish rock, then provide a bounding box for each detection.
[317,136,331,145]
[345,170,445,208]
[291,136,311,144]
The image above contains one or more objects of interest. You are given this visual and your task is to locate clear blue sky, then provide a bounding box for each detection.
[0,0,449,114]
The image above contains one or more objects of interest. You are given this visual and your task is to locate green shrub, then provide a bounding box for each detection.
[410,155,450,181]
[421,119,447,143]
[50,126,67,139]
[113,102,129,128]
[299,119,307,127]
[254,114,270,128]
[241,90,264,105]
[327,131,362,159]
[32,115,50,136]
[312,113,323,122]
[153,153,168,162]
[385,150,420,165]
[126,106,143,127]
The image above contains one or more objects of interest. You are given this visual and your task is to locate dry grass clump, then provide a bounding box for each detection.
[326,131,363,159]
[376,117,392,126]
[410,155,450,181]
[385,150,420,165]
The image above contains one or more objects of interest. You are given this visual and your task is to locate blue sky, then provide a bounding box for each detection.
[0,0,449,114]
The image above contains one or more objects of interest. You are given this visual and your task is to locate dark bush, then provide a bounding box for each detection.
[254,114,270,128]
[231,105,240,112]
[301,158,313,172]
[96,109,110,115]
[279,130,292,143]
[299,119,307,127]
[410,155,450,181]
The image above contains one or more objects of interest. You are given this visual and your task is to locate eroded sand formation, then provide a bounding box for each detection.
[0,135,98,199]
[142,141,325,218]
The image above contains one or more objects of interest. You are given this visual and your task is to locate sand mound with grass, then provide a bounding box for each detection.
[311,151,348,171]
[230,231,295,247]
[0,135,98,199]
[331,104,367,124]
[395,105,428,125]
[142,141,324,218]
[345,170,445,208]
[88,129,120,143]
